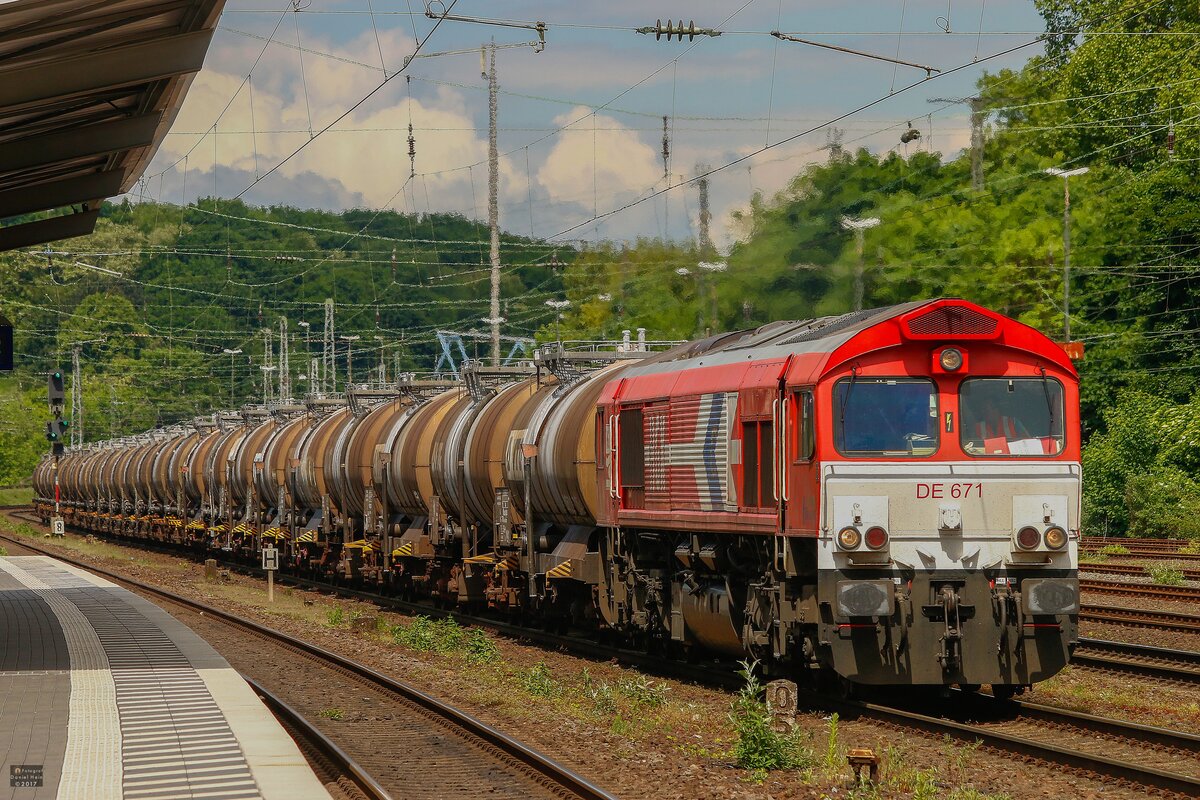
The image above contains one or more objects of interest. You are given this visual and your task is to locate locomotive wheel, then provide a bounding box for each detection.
[990,684,1018,701]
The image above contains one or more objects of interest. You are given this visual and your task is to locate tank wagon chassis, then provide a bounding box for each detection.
[35,300,1082,694]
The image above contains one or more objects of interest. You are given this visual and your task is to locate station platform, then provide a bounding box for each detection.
[0,556,332,800]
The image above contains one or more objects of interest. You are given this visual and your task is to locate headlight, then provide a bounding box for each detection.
[1044,526,1067,550]
[864,526,889,550]
[939,347,964,371]
[1015,526,1042,551]
[838,527,861,550]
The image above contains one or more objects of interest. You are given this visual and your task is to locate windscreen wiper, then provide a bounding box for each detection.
[840,365,858,428]
[1038,367,1056,435]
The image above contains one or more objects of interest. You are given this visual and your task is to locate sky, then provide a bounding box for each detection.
[130,0,1050,252]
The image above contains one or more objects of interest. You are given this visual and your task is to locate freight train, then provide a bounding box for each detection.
[34,299,1081,695]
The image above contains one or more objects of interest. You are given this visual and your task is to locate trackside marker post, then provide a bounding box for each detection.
[262,546,278,602]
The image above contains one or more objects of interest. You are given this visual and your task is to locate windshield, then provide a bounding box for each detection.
[834,378,938,456]
[960,377,1065,456]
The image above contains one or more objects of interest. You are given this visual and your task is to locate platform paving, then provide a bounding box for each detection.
[0,556,331,800]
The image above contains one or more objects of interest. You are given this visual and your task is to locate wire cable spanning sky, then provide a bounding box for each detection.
[130,0,1057,250]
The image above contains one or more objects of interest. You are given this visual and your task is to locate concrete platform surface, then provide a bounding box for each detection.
[0,556,332,800]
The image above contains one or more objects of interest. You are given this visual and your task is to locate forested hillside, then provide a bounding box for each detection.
[2,0,1198,533]
[0,202,567,483]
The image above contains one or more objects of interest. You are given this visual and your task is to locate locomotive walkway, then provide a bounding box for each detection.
[0,555,331,800]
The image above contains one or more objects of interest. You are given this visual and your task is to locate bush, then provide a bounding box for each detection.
[729,660,813,777]
[580,668,617,715]
[1149,565,1185,586]
[616,674,669,709]
[391,616,500,664]
[1125,468,1200,539]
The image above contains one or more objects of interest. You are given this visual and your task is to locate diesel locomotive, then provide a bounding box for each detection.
[34,299,1081,693]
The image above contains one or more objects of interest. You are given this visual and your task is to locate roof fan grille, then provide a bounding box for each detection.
[906,306,997,337]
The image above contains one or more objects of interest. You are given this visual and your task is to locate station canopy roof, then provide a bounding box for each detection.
[0,0,226,251]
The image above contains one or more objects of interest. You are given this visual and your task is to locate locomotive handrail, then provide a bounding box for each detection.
[771,397,780,503]
[607,413,619,499]
[780,397,790,502]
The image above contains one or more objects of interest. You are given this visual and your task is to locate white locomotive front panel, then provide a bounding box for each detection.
[818,462,1080,686]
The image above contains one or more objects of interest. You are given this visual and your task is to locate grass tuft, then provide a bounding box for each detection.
[1096,543,1130,555]
[728,660,813,779]
[390,615,501,664]
[1149,564,1185,586]
[520,662,559,698]
[317,708,344,720]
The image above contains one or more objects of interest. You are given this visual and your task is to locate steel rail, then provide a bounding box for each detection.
[0,528,617,800]
[1072,637,1200,684]
[1080,604,1200,633]
[9,515,1200,797]
[1079,578,1200,601]
[244,675,394,800]
[1081,561,1200,581]
[842,693,1200,798]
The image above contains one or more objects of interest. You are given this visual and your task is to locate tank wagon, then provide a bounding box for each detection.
[35,300,1080,693]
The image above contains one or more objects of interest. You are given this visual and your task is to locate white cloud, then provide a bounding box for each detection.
[535,107,661,211]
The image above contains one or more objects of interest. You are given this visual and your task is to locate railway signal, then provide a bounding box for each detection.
[44,419,68,442]
[48,370,65,413]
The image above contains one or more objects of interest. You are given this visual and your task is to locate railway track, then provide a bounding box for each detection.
[1080,604,1200,633]
[1080,578,1200,602]
[1072,637,1200,685]
[1098,550,1200,562]
[1082,538,1191,549]
[246,677,393,800]
[0,530,615,800]
[1081,561,1200,581]
[851,693,1200,797]
[7,517,1200,797]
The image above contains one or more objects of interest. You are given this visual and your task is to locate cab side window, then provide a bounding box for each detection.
[742,420,774,508]
[798,390,815,461]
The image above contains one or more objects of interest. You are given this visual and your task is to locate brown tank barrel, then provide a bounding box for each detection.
[457,378,540,528]
[56,452,79,502]
[259,413,310,514]
[145,435,181,509]
[229,415,278,511]
[31,457,50,499]
[111,443,137,506]
[203,423,249,510]
[428,391,478,526]
[187,424,226,506]
[516,363,632,528]
[340,397,411,521]
[149,432,187,507]
[292,406,352,513]
[386,389,462,518]
[325,404,383,522]
[97,445,124,508]
[74,450,94,505]
[166,431,201,514]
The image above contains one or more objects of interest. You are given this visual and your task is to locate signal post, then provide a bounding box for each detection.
[46,370,68,536]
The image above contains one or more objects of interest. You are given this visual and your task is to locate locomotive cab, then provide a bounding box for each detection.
[810,301,1079,688]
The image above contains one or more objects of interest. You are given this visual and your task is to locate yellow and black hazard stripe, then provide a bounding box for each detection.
[296,530,317,543]
[392,541,414,558]
[546,560,574,580]
[493,555,521,572]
